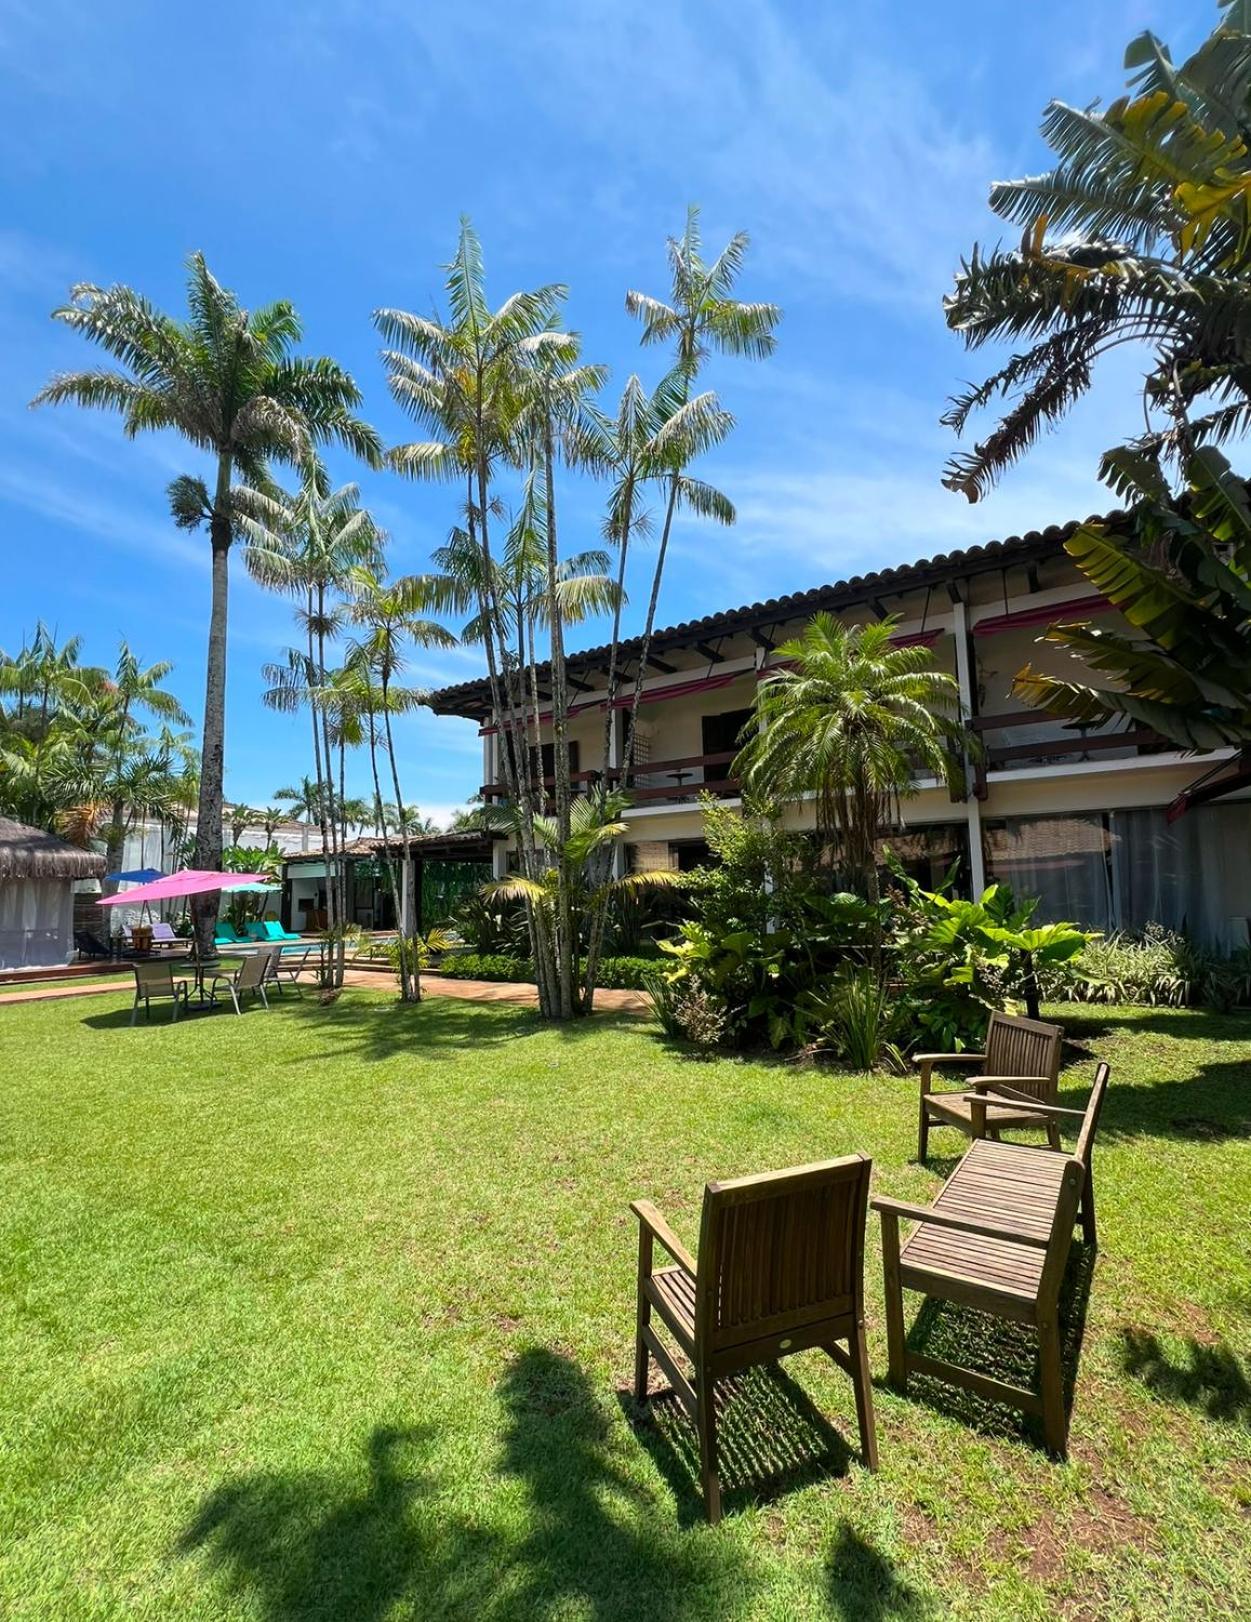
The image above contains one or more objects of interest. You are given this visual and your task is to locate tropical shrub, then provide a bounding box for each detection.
[435,951,661,991]
[643,969,730,1047]
[802,966,903,1071]
[889,867,1095,1051]
[1039,925,1251,1010]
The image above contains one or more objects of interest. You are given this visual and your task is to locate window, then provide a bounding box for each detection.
[701,709,754,759]
[529,740,580,783]
[983,814,1115,932]
[1112,804,1251,950]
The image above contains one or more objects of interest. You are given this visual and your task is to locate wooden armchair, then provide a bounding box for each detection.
[631,1154,876,1524]
[917,1010,1063,1162]
[875,1061,1110,1457]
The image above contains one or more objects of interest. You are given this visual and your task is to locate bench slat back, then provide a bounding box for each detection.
[696,1155,870,1352]
[985,1012,1063,1101]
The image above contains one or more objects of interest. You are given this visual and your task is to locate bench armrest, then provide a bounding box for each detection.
[913,1052,985,1067]
[630,1200,697,1274]
[872,1195,1048,1249]
[973,1081,1087,1117]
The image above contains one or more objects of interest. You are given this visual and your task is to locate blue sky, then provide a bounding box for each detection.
[0,0,1204,823]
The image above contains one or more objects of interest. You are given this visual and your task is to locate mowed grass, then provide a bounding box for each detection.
[1,991,1249,1620]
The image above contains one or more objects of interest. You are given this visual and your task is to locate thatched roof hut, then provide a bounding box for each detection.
[0,817,104,881]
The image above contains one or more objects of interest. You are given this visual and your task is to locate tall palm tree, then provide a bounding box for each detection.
[374,222,564,912]
[244,472,385,953]
[346,569,456,1001]
[33,253,380,951]
[621,208,779,773]
[735,615,962,907]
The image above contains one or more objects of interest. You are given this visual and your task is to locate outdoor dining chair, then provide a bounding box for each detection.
[206,947,274,1015]
[916,1010,1064,1162]
[130,959,192,1025]
[630,1153,877,1523]
[264,944,314,997]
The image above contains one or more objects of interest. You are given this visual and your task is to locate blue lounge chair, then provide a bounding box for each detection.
[261,920,302,943]
[214,922,245,947]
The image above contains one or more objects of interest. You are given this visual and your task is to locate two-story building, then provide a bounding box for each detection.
[427,515,1251,950]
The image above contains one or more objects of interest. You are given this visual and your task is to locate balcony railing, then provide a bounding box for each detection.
[480,752,741,806]
[971,710,1168,778]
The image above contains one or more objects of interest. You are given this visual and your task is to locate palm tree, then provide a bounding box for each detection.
[257,804,288,844]
[940,5,1251,768]
[621,208,779,773]
[246,472,385,957]
[735,615,962,908]
[33,253,381,952]
[374,222,565,939]
[274,776,325,826]
[346,569,456,1001]
[385,803,438,835]
[942,5,1251,504]
[482,790,681,1012]
[98,643,191,892]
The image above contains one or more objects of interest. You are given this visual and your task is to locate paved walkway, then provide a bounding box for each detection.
[1,968,650,1015]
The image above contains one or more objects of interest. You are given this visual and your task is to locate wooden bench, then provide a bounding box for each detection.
[917,1010,1064,1162]
[874,1061,1110,1456]
[631,1154,876,1523]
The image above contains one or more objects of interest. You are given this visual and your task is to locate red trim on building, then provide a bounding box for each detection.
[971,594,1113,638]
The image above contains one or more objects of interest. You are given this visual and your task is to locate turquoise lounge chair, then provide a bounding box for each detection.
[214,922,244,947]
[260,919,302,943]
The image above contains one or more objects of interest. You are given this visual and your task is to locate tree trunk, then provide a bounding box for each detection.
[102,802,127,898]
[190,455,232,958]
[381,668,419,1003]
[622,472,681,786]
[544,412,576,1020]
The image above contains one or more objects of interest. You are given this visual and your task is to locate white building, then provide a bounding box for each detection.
[428,519,1251,950]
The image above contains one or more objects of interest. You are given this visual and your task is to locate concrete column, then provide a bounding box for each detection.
[952,598,986,895]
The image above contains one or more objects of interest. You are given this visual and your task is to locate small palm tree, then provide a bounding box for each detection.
[33,254,380,952]
[735,615,963,905]
[483,790,681,1012]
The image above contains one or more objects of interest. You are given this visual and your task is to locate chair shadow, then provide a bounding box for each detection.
[901,1240,1096,1451]
[1120,1328,1251,1426]
[622,1361,855,1528]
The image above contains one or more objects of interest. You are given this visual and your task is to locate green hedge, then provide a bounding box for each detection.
[434,952,658,990]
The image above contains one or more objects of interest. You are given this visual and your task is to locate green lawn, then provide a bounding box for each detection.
[1,991,1249,1619]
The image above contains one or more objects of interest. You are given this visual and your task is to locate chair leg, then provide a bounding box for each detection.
[917,1096,930,1163]
[880,1213,907,1392]
[1038,1315,1068,1458]
[1046,1119,1062,1152]
[1080,1167,1097,1248]
[634,1307,651,1406]
[230,986,241,1015]
[849,1319,878,1470]
[696,1370,722,1525]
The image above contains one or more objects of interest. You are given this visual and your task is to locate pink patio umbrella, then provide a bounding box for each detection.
[97,869,271,907]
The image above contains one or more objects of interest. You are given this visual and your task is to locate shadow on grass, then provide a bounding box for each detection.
[825,1524,934,1620]
[1120,1328,1251,1426]
[82,991,642,1059]
[1055,1008,1251,1046]
[623,1361,855,1529]
[901,1241,1096,1451]
[179,1351,750,1621]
